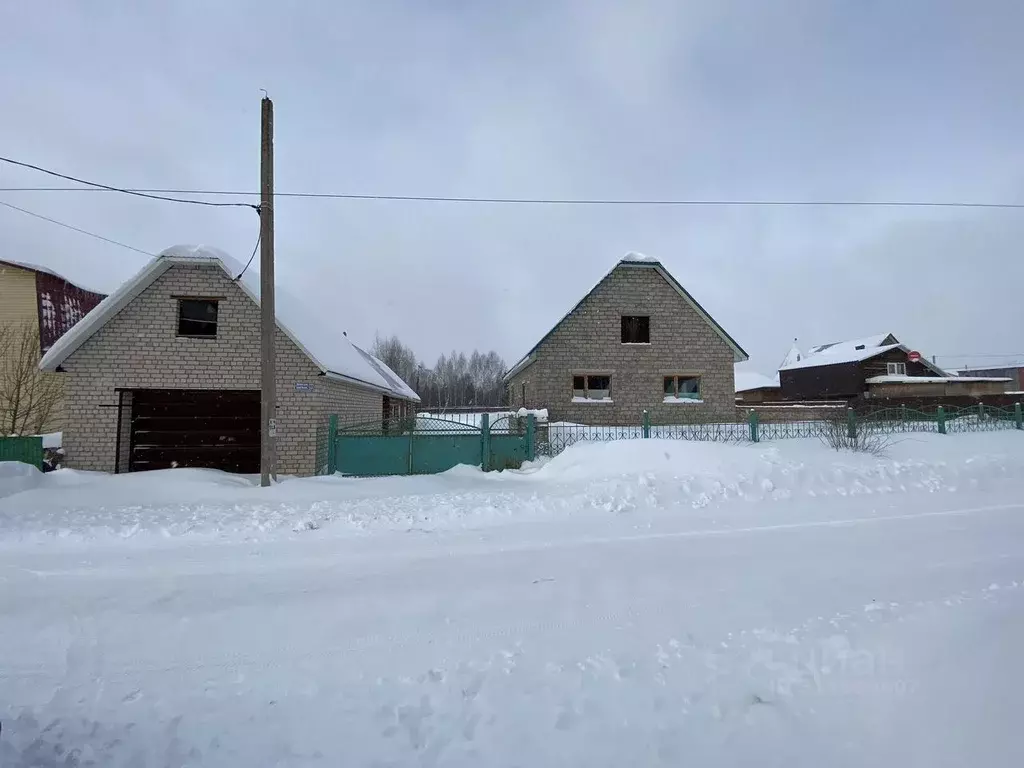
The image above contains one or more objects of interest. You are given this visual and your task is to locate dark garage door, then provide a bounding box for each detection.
[129,389,260,473]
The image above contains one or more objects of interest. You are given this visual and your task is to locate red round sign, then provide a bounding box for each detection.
[908,351,922,363]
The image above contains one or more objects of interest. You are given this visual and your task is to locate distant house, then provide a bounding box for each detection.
[778,333,1009,401]
[504,253,748,424]
[39,245,419,476]
[734,369,781,404]
[957,365,1024,392]
[0,259,106,432]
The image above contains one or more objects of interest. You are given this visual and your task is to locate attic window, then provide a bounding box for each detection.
[177,299,219,337]
[621,315,650,344]
[887,362,907,376]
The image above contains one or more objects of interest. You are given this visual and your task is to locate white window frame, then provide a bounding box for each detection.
[572,374,612,402]
[663,374,701,400]
[886,362,907,376]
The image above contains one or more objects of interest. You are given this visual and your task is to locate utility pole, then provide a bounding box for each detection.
[260,95,276,487]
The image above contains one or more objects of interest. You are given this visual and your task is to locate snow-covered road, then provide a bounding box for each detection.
[2,436,1024,766]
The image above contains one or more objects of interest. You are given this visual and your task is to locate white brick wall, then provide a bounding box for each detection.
[61,263,387,476]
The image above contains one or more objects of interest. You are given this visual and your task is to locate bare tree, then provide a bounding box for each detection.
[0,322,63,435]
[370,333,509,409]
[370,333,418,384]
[818,410,890,456]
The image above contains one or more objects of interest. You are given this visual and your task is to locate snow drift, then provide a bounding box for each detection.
[1,432,1022,542]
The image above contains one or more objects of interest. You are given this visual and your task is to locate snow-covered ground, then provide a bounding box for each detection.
[2,433,1023,765]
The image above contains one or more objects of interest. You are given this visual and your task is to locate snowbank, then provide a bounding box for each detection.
[1,432,1022,543]
[0,462,42,500]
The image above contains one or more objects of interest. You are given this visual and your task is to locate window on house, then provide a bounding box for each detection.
[572,374,611,401]
[887,362,907,376]
[664,375,701,399]
[177,299,219,337]
[621,315,650,344]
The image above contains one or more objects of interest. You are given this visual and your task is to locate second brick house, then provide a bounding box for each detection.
[39,244,419,476]
[504,253,747,424]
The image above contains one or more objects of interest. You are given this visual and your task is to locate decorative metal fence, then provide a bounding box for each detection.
[531,403,1024,459]
[318,403,1024,473]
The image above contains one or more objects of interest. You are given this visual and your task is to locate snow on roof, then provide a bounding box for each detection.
[620,251,659,263]
[957,365,1023,375]
[351,344,420,401]
[805,333,892,357]
[39,244,419,401]
[0,258,105,295]
[867,374,1011,384]
[734,369,780,392]
[780,342,903,371]
[780,332,951,377]
[780,330,902,371]
[779,341,803,369]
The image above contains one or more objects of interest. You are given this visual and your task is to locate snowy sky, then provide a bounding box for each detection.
[2,1,1023,375]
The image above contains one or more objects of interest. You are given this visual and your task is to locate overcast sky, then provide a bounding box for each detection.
[2,1,1023,375]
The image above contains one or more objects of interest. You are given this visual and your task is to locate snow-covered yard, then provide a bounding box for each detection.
[2,433,1023,765]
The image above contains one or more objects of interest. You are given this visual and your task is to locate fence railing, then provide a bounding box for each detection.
[531,403,1024,458]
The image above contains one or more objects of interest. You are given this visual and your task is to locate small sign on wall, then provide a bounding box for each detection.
[295,382,314,392]
[268,418,278,437]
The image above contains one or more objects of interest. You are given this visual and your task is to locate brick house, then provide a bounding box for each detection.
[504,253,747,424]
[0,259,105,433]
[39,245,419,476]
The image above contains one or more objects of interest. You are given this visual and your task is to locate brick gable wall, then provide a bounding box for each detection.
[507,263,736,424]
[60,263,383,475]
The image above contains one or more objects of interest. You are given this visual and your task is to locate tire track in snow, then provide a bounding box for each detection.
[3,557,1022,687]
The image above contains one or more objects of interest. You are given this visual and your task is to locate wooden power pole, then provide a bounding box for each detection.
[260,95,276,487]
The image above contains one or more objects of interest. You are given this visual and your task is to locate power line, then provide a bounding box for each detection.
[0,199,154,257]
[233,230,261,281]
[0,156,259,210]
[0,184,1023,209]
[935,353,1024,359]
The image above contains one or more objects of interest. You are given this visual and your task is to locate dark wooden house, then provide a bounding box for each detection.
[778,333,945,400]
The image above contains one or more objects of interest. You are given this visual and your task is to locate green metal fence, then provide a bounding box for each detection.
[531,402,1024,458]
[0,436,44,470]
[324,413,536,476]
[319,402,1024,472]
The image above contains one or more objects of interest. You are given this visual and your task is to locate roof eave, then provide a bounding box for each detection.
[503,353,536,382]
[322,370,421,401]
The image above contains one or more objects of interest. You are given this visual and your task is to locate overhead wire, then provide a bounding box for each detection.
[0,184,1024,209]
[233,230,262,281]
[0,199,154,257]
[0,156,259,210]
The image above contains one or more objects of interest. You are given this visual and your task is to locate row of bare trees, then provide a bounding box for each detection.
[0,323,62,435]
[370,334,508,410]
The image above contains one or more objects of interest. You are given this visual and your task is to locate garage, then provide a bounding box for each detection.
[127,389,260,473]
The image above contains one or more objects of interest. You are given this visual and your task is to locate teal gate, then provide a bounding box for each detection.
[0,436,44,470]
[326,413,535,477]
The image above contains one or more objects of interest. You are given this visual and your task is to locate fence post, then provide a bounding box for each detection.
[480,413,491,472]
[937,405,946,435]
[525,414,536,461]
[326,414,338,475]
[1016,402,1022,430]
[846,408,857,439]
[642,409,651,439]
[748,410,759,443]
[978,402,985,421]
[901,404,907,423]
